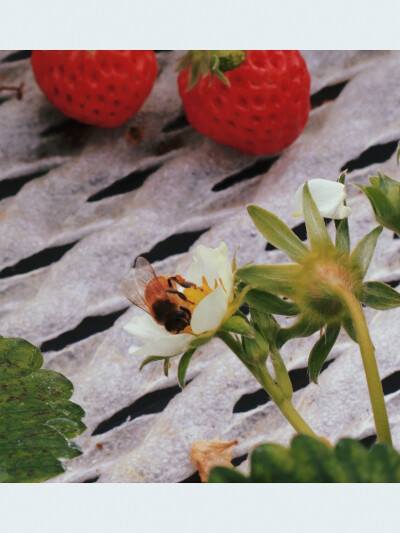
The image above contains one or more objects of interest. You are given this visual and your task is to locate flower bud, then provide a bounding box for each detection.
[358,173,400,236]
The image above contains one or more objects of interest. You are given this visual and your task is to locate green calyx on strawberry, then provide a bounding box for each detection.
[176,50,246,90]
[31,50,158,128]
[177,50,311,156]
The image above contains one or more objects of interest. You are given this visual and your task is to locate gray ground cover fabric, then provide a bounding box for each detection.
[0,50,399,482]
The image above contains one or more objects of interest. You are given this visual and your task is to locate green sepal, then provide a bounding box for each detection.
[245,288,300,316]
[241,308,281,366]
[302,182,334,252]
[397,142,400,165]
[247,205,309,262]
[210,50,246,73]
[209,54,229,85]
[139,355,169,371]
[217,330,245,361]
[163,358,169,377]
[276,318,321,348]
[220,315,252,336]
[209,435,400,483]
[337,171,347,185]
[242,330,269,367]
[176,50,246,91]
[0,337,85,483]
[350,226,383,279]
[236,264,300,299]
[357,184,389,218]
[187,59,203,90]
[335,217,350,254]
[188,335,212,349]
[238,309,271,364]
[342,315,357,342]
[250,307,280,342]
[308,322,341,384]
[361,281,400,310]
[231,248,238,273]
[177,348,196,388]
[334,173,350,254]
[370,172,400,195]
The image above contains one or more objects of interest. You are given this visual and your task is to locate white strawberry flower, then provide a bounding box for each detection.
[294,179,352,219]
[124,242,234,358]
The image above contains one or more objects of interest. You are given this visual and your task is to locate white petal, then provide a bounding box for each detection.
[294,179,352,220]
[190,284,229,335]
[187,242,233,296]
[124,314,171,343]
[129,333,194,357]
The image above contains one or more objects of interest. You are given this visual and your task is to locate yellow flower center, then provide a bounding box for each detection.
[180,276,228,335]
[183,276,213,313]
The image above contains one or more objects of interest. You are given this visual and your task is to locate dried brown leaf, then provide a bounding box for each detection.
[190,438,238,482]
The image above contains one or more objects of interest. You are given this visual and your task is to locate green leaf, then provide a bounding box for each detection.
[308,323,341,383]
[245,289,300,316]
[0,337,85,483]
[208,467,248,483]
[276,318,321,348]
[368,443,400,481]
[209,435,400,482]
[361,281,400,310]
[177,349,196,388]
[247,205,309,262]
[350,226,383,279]
[220,316,252,336]
[302,182,334,252]
[236,264,300,299]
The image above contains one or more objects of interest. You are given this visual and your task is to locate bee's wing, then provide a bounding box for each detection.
[122,257,167,313]
[134,257,158,289]
[121,279,150,313]
[134,256,168,297]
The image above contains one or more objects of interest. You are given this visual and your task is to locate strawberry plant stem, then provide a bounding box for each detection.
[333,285,392,445]
[217,330,319,438]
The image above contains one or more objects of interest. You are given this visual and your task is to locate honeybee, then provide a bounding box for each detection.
[122,257,196,334]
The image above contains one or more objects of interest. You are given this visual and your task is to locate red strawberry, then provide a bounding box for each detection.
[31,50,158,128]
[177,50,310,155]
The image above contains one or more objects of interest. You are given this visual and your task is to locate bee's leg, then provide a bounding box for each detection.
[166,289,195,305]
[170,275,196,289]
[166,289,187,299]
[180,306,191,318]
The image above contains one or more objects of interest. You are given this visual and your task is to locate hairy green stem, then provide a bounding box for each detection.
[333,285,392,445]
[217,331,319,438]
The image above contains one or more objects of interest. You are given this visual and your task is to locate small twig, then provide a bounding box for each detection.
[0,82,24,100]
